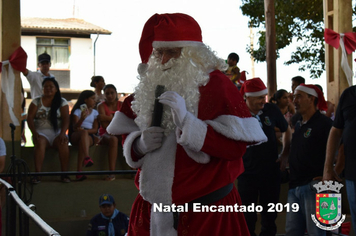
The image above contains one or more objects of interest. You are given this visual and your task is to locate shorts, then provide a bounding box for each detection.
[36,129,61,146]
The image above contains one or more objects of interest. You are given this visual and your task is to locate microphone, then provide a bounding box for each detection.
[9,123,16,131]
[151,85,165,127]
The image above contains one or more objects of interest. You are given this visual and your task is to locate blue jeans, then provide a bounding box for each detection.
[346,179,356,233]
[285,182,326,236]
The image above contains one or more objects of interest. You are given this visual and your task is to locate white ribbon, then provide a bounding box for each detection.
[339,33,354,86]
[1,60,20,126]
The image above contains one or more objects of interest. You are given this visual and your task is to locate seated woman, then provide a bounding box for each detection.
[27,77,70,184]
[69,90,99,181]
[90,75,106,107]
[97,84,122,181]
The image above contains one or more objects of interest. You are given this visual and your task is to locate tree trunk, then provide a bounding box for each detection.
[264,0,277,99]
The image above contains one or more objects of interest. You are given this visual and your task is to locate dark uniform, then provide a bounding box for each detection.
[332,85,356,231]
[286,110,332,236]
[289,111,332,189]
[333,85,356,183]
[238,103,288,236]
[86,211,129,236]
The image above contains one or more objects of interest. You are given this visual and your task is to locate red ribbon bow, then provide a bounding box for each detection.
[0,47,27,72]
[324,28,356,54]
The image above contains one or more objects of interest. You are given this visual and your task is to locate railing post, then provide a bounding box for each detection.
[6,189,16,236]
[17,160,24,236]
[5,188,10,236]
[23,212,30,236]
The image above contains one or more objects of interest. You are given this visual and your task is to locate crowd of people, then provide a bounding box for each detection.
[17,12,355,236]
[21,54,124,183]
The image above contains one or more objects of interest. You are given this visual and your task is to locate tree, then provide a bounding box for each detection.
[241,0,356,79]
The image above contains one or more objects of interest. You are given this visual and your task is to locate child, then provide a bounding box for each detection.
[69,90,99,181]
[97,84,122,181]
[86,194,129,236]
[225,52,241,87]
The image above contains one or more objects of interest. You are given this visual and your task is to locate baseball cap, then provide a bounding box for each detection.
[38,53,51,63]
[99,194,115,206]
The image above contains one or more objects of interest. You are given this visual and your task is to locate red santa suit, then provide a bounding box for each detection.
[107,70,267,236]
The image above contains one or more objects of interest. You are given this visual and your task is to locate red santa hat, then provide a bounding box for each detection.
[237,71,247,85]
[240,77,267,97]
[138,13,203,66]
[294,84,328,111]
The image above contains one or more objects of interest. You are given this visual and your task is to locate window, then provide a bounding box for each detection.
[36,38,70,69]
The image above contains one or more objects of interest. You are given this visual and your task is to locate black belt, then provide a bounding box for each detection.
[173,183,233,230]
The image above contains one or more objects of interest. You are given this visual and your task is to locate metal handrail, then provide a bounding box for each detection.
[0,178,61,236]
[0,169,137,177]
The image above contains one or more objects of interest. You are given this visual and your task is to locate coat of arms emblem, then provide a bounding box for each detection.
[263,116,271,126]
[311,181,346,231]
[304,128,312,138]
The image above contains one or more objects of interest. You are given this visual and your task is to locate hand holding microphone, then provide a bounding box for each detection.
[134,89,187,156]
[158,91,187,129]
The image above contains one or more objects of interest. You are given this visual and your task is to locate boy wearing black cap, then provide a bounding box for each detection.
[87,194,129,236]
[22,53,54,99]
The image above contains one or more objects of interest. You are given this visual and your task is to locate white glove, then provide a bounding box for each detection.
[134,127,164,155]
[158,91,187,129]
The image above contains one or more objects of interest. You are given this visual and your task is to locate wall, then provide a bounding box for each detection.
[20,36,94,91]
[70,37,94,89]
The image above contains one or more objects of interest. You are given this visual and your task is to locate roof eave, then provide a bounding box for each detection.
[21,27,112,36]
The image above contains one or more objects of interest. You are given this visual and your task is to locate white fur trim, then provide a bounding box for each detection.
[295,85,318,97]
[176,112,208,152]
[150,209,177,236]
[139,132,177,204]
[137,63,148,75]
[152,40,204,48]
[204,115,267,144]
[106,111,139,135]
[123,131,145,169]
[245,88,268,97]
[124,132,177,235]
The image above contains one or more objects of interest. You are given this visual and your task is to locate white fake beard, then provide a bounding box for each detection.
[132,52,210,135]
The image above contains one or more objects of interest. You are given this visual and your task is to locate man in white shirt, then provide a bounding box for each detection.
[22,53,54,98]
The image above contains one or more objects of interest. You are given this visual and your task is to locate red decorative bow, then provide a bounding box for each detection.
[324,28,355,87]
[0,47,28,126]
[324,28,356,54]
[0,47,27,72]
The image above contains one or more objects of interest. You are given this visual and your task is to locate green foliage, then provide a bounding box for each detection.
[241,0,355,79]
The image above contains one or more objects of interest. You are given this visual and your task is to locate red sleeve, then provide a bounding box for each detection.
[198,70,251,160]
[119,94,143,162]
[120,94,136,146]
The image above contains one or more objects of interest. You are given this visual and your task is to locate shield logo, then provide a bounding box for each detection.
[304,128,312,138]
[311,181,346,231]
[264,116,271,126]
[315,193,342,224]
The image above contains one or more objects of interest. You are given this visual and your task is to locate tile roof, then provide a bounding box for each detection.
[21,17,112,35]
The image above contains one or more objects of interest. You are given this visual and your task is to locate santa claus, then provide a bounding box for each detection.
[107,13,267,236]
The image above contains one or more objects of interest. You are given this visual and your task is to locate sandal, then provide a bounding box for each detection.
[76,175,87,181]
[31,176,41,184]
[83,157,94,167]
[61,175,71,183]
[105,175,115,181]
